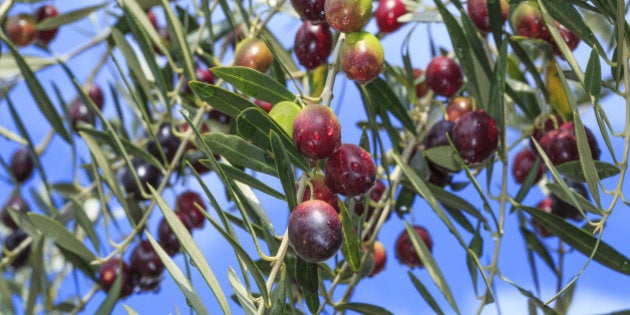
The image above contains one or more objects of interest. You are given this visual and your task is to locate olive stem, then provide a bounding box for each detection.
[256,228,290,314]
[321,33,346,107]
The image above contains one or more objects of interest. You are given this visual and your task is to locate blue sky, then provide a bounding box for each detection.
[1,1,629,314]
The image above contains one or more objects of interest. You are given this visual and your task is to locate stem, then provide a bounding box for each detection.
[256,229,290,314]
[321,33,346,107]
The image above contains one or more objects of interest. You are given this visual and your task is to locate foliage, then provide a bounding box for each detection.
[0,0,629,314]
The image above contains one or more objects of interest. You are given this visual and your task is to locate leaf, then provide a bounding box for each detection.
[295,258,319,313]
[212,66,295,103]
[206,216,270,305]
[236,107,309,171]
[0,55,54,78]
[228,268,257,315]
[95,260,127,315]
[79,127,162,169]
[203,132,277,175]
[584,48,602,101]
[364,78,416,134]
[36,4,108,29]
[408,271,445,315]
[522,205,630,275]
[521,228,556,272]
[79,132,125,208]
[424,146,461,173]
[123,305,140,315]
[541,0,605,57]
[160,0,195,81]
[339,202,360,272]
[0,34,71,143]
[221,164,285,200]
[190,81,257,117]
[404,222,460,314]
[26,236,45,315]
[149,187,231,313]
[270,131,297,211]
[27,213,95,259]
[556,160,619,182]
[335,302,394,315]
[545,182,599,215]
[145,233,210,315]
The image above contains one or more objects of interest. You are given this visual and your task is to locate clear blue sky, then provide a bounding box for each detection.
[1,1,629,314]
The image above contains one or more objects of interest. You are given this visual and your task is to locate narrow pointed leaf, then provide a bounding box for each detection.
[404,222,460,314]
[145,233,210,315]
[190,81,257,117]
[270,131,297,210]
[150,187,231,313]
[160,0,195,80]
[206,216,270,305]
[0,34,71,143]
[236,107,309,171]
[36,4,108,29]
[212,66,295,103]
[556,160,619,182]
[522,206,630,275]
[584,48,602,100]
[339,202,361,272]
[364,78,416,134]
[221,164,285,200]
[335,302,393,315]
[228,268,257,315]
[295,258,319,313]
[408,271,445,315]
[203,132,277,175]
[27,213,95,259]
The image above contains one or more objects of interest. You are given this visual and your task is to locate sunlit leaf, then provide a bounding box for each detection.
[203,132,277,175]
[28,213,95,259]
[522,205,630,275]
[212,66,295,103]
[339,202,360,272]
[36,4,107,29]
[149,187,231,314]
[145,233,210,315]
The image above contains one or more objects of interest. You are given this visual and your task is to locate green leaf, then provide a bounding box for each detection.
[545,182,599,215]
[110,28,153,101]
[123,305,140,315]
[206,216,270,305]
[541,0,605,57]
[556,160,619,182]
[270,131,297,210]
[522,205,630,275]
[79,127,162,169]
[220,164,285,200]
[408,271,445,315]
[521,228,556,272]
[0,34,71,143]
[203,132,277,175]
[149,187,231,313]
[363,78,416,134]
[79,132,125,209]
[339,202,360,272]
[424,146,461,173]
[26,236,45,315]
[69,197,100,254]
[160,0,195,81]
[190,81,257,117]
[145,233,210,315]
[36,4,108,30]
[584,48,602,101]
[28,213,95,260]
[335,302,394,315]
[404,222,460,314]
[95,259,127,315]
[228,268,257,315]
[211,66,295,103]
[236,107,309,171]
[295,258,319,313]
[0,54,54,78]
